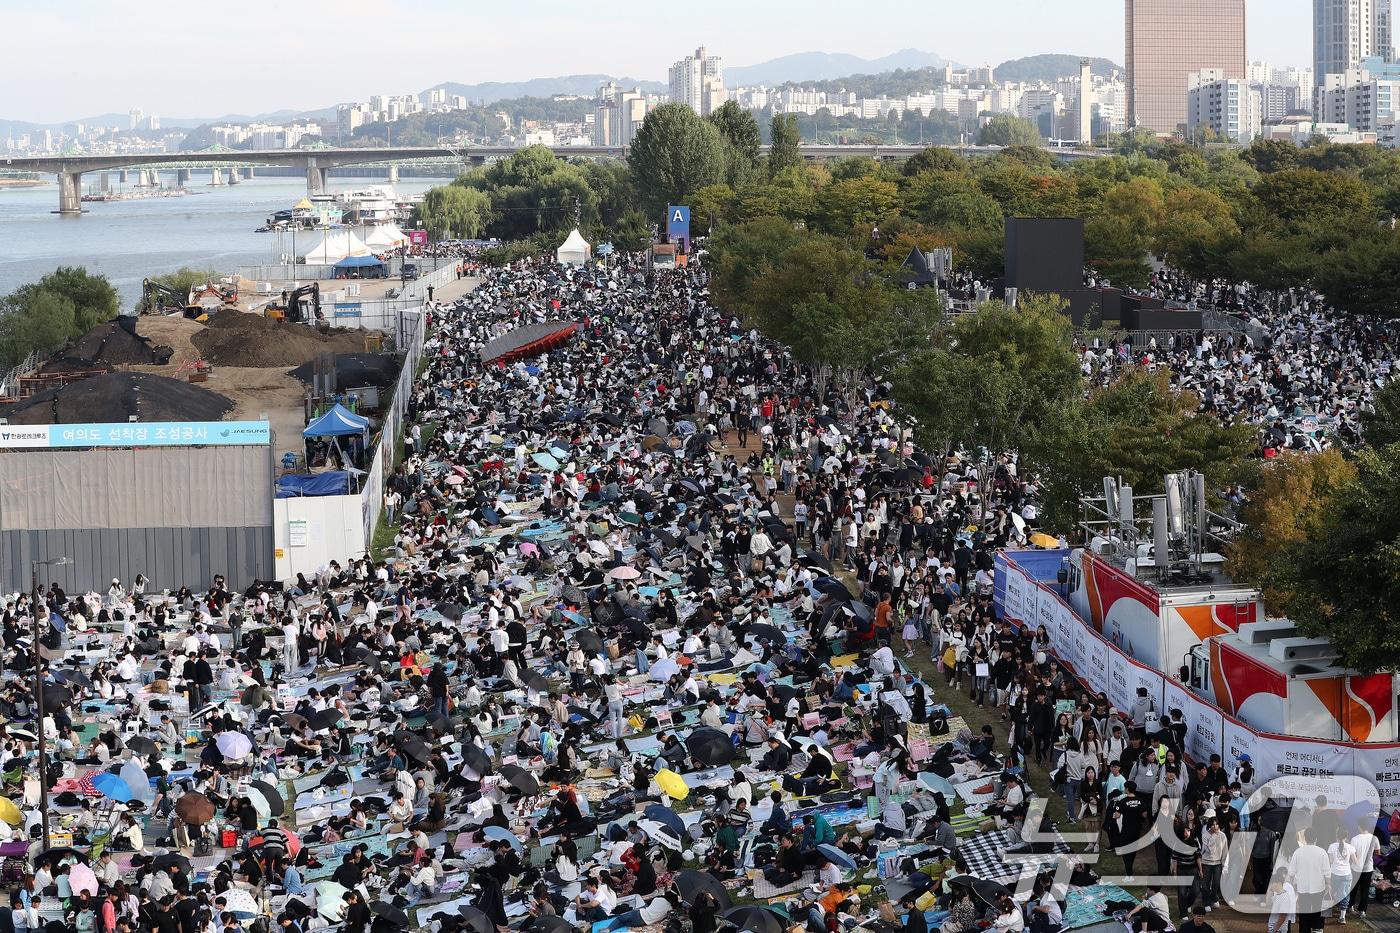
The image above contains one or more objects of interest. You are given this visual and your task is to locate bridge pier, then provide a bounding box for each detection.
[226,169,239,186]
[119,170,129,184]
[306,163,328,196]
[176,168,191,187]
[57,170,83,214]
[387,164,399,183]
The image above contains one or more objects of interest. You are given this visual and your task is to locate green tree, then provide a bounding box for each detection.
[707,101,761,187]
[707,217,806,320]
[906,171,1003,232]
[1267,444,1400,672]
[1313,231,1400,317]
[1027,368,1258,530]
[1227,450,1357,610]
[1241,138,1303,174]
[1153,186,1241,283]
[33,266,119,331]
[626,104,727,216]
[976,115,1043,147]
[1360,379,1400,447]
[688,183,734,231]
[0,288,78,367]
[1084,178,1164,289]
[768,114,803,178]
[814,175,900,235]
[893,295,1080,456]
[903,146,966,177]
[415,184,492,240]
[1252,168,1376,237]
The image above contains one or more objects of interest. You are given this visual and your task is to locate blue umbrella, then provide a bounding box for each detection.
[532,452,560,471]
[817,844,857,871]
[92,771,133,802]
[483,825,524,852]
[643,804,685,836]
[918,773,956,797]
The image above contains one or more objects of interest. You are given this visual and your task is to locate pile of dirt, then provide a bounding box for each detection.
[287,352,402,391]
[41,319,174,373]
[0,372,233,425]
[192,312,367,368]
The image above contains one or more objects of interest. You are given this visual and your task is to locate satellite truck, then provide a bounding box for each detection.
[1067,471,1397,743]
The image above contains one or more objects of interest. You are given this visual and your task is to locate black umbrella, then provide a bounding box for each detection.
[847,601,873,623]
[310,708,344,731]
[54,668,91,688]
[458,906,494,933]
[125,736,160,758]
[435,603,465,622]
[895,467,924,485]
[743,623,786,646]
[462,744,493,776]
[41,684,72,710]
[723,906,785,933]
[574,630,603,653]
[151,852,192,873]
[531,918,575,933]
[524,671,550,693]
[349,644,383,671]
[675,869,733,909]
[371,901,409,929]
[797,550,832,572]
[249,780,284,815]
[685,727,736,766]
[769,684,800,702]
[34,847,88,868]
[971,879,1013,907]
[402,738,432,765]
[812,576,853,600]
[499,764,540,795]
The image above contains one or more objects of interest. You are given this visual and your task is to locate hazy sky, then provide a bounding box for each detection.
[2,0,1313,123]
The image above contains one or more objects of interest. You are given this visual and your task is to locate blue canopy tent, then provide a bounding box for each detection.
[333,255,388,279]
[304,403,370,438]
[303,404,371,484]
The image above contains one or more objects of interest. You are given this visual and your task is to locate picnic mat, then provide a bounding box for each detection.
[958,827,1070,883]
[1063,884,1138,930]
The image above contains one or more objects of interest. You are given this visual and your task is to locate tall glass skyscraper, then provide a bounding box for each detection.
[1125,0,1247,133]
[1315,1,1393,107]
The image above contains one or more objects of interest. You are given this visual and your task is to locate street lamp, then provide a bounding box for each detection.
[31,555,70,847]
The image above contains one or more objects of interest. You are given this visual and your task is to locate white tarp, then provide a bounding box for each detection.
[302,230,371,264]
[556,228,591,266]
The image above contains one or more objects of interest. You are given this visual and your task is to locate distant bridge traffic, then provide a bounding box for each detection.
[3,144,1107,215]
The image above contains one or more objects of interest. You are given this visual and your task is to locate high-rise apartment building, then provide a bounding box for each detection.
[1315,0,1393,107]
[668,47,724,115]
[1076,59,1094,143]
[1125,0,1246,133]
[1187,69,1262,142]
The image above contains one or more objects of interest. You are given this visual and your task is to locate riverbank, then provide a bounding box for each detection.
[0,178,46,188]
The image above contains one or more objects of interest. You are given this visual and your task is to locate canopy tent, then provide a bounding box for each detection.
[302,230,371,265]
[556,228,592,266]
[333,255,388,279]
[362,224,409,250]
[303,403,370,438]
[276,472,353,498]
[292,198,313,211]
[480,322,578,364]
[898,248,940,288]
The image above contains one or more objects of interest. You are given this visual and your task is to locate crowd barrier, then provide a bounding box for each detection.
[993,549,1400,811]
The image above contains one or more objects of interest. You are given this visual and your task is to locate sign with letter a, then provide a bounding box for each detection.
[667,205,691,250]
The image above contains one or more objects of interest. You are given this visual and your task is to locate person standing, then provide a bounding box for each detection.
[1326,831,1354,924]
[1349,823,1376,920]
[1288,828,1329,933]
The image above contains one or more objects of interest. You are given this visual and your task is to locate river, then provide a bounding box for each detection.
[0,175,453,309]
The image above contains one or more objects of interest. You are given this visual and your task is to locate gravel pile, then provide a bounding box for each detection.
[0,372,233,424]
[41,320,175,373]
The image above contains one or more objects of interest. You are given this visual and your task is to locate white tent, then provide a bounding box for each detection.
[362,223,409,250]
[556,228,592,266]
[302,230,371,265]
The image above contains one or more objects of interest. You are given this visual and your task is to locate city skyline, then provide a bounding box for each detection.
[2,0,1314,124]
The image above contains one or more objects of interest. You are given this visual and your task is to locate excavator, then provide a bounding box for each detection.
[140,279,204,319]
[265,283,322,324]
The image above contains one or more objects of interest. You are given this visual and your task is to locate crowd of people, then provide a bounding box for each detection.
[0,250,1395,933]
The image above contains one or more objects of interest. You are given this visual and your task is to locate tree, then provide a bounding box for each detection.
[688,183,734,231]
[1241,138,1302,174]
[707,101,761,187]
[768,114,803,178]
[977,115,1043,148]
[1084,178,1164,289]
[903,146,966,177]
[893,295,1080,456]
[1360,379,1400,447]
[0,288,78,367]
[1252,168,1375,237]
[1266,444,1400,672]
[1227,450,1357,610]
[1313,231,1400,317]
[415,185,492,240]
[1153,186,1240,283]
[707,217,806,320]
[33,266,119,331]
[626,104,727,217]
[137,267,219,313]
[906,171,1003,232]
[814,175,899,235]
[1027,369,1258,530]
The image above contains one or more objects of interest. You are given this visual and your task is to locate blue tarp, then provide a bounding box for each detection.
[276,472,352,498]
[334,255,386,268]
[303,403,370,438]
